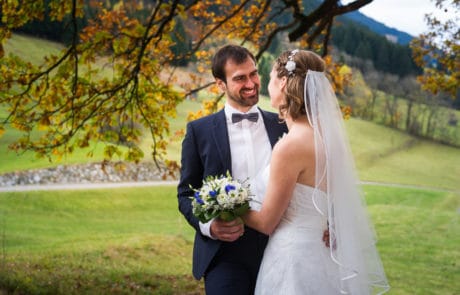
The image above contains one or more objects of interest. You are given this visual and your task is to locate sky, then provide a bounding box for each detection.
[347,0,457,36]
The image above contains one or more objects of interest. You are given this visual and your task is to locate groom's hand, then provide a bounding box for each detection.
[210,218,245,242]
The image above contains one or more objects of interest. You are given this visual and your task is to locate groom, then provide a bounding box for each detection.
[177,44,288,294]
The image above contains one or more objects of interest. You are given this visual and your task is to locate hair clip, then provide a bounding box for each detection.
[285,49,299,76]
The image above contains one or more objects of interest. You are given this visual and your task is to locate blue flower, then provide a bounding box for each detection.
[209,190,217,198]
[194,192,204,205]
[225,184,236,194]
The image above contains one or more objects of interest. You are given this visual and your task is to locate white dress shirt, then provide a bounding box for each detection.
[199,103,272,238]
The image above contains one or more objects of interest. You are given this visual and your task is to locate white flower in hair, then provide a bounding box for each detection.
[285,49,299,75]
[285,60,296,73]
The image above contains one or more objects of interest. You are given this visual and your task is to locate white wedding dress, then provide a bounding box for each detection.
[254,168,341,295]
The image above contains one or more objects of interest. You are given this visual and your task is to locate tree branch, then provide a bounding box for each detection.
[287,0,373,41]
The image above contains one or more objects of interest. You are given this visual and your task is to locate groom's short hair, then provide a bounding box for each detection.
[212,44,256,83]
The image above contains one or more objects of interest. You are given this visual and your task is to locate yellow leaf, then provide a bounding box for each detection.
[38,116,51,131]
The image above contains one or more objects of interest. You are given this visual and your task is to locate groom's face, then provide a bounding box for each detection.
[216,57,260,112]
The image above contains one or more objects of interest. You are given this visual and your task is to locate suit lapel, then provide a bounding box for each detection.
[212,110,232,173]
[259,108,284,147]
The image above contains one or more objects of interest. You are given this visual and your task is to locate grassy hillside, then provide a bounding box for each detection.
[1,35,459,192]
[346,118,460,191]
[3,34,63,64]
[0,185,458,294]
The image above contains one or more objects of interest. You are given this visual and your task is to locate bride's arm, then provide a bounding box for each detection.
[242,137,302,235]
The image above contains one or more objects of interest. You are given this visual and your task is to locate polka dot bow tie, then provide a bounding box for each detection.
[231,112,259,123]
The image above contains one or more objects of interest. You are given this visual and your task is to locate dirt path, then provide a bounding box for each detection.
[0,180,179,192]
[359,181,458,194]
[1,180,457,194]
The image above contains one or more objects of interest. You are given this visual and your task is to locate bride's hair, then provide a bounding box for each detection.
[274,50,325,120]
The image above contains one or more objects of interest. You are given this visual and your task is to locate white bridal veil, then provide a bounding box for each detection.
[305,71,390,294]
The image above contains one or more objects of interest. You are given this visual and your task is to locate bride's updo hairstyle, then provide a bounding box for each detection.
[274,50,325,120]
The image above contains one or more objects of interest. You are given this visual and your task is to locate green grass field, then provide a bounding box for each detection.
[0,186,203,294]
[0,185,458,294]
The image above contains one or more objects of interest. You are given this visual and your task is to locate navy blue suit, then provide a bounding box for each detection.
[177,108,287,294]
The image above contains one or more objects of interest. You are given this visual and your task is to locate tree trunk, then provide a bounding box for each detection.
[406,100,413,132]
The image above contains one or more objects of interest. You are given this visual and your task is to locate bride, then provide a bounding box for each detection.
[242,49,390,294]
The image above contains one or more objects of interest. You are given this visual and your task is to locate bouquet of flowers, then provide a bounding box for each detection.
[190,172,251,223]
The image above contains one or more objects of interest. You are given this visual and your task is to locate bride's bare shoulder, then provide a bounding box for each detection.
[273,125,314,157]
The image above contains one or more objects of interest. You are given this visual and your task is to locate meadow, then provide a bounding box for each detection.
[1,35,459,294]
[0,185,459,294]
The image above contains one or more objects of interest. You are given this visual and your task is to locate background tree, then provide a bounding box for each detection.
[258,53,275,97]
[361,69,382,121]
[381,74,403,128]
[411,0,459,99]
[399,76,424,134]
[0,0,373,169]
[340,69,372,119]
[170,17,190,67]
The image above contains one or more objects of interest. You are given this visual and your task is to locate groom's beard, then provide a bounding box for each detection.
[227,86,259,108]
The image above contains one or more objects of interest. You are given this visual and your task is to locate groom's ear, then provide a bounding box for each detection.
[216,79,226,91]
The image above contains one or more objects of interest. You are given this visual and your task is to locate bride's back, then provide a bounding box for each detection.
[277,117,319,189]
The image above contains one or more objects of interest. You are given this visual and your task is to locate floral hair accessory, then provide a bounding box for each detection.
[285,49,299,76]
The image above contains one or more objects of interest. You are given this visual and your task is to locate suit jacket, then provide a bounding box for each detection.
[177,107,288,280]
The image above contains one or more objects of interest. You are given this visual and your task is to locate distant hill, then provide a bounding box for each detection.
[300,0,415,45]
[343,10,414,45]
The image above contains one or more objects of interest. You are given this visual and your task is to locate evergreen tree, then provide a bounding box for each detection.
[355,41,372,60]
[332,21,421,77]
[258,54,275,96]
[170,18,190,67]
[374,41,390,73]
